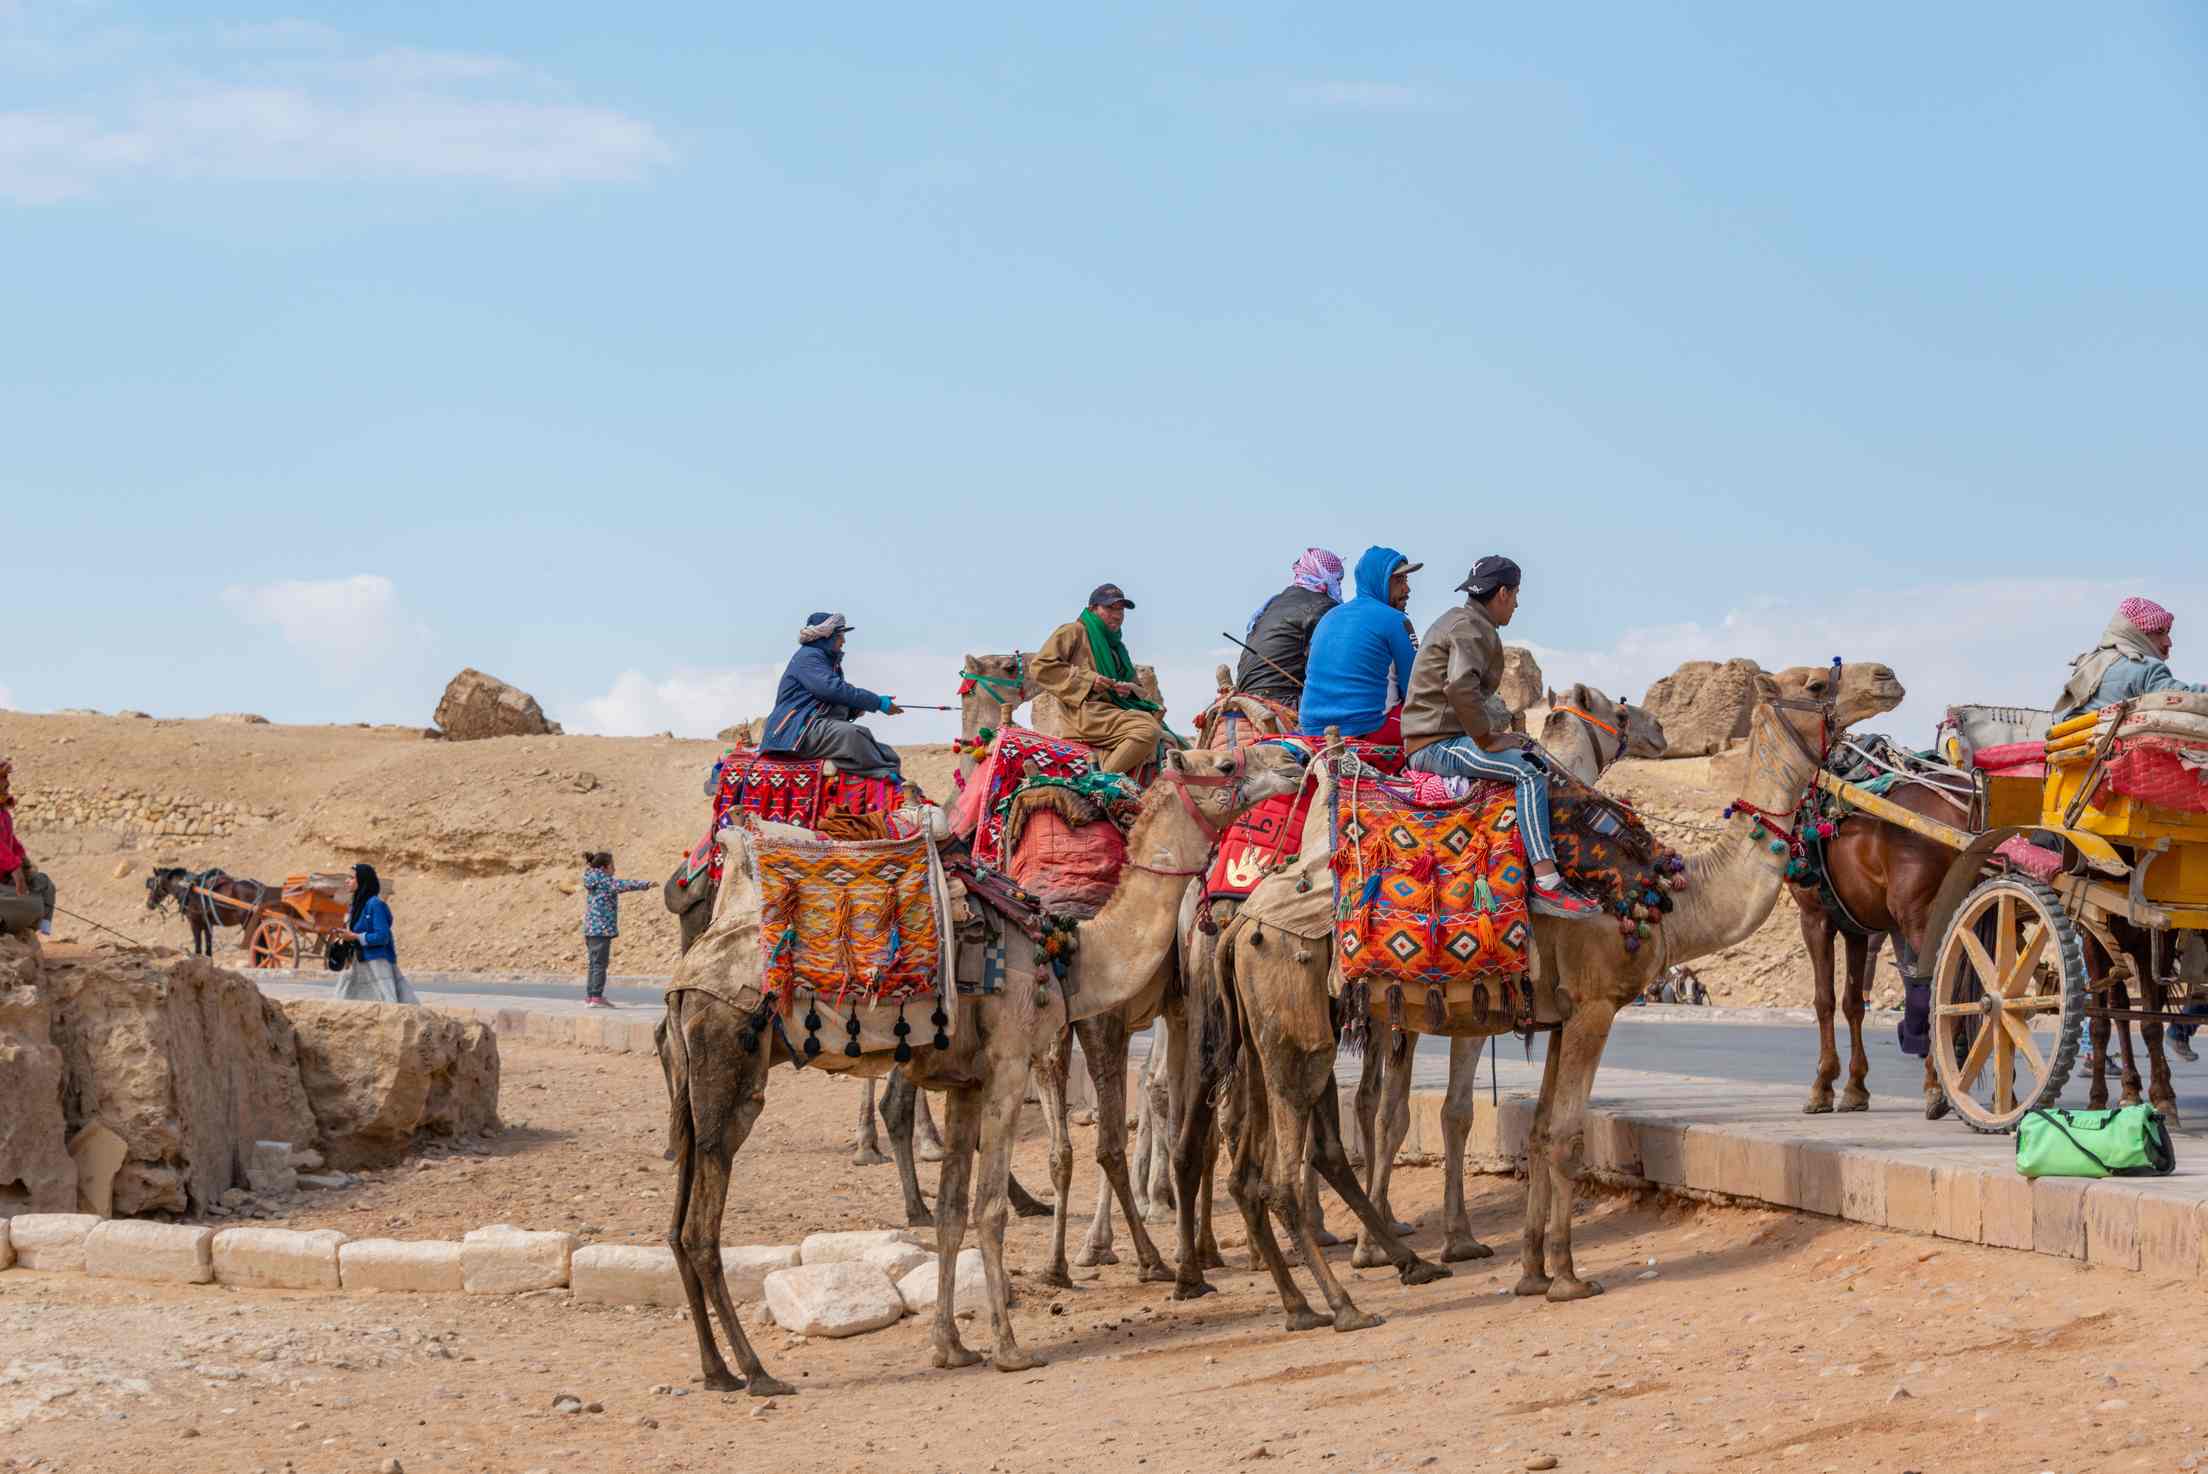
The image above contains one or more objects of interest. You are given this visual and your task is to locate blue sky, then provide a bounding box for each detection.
[6,1,2205,746]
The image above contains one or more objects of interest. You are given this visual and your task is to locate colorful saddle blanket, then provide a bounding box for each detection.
[751,820,946,1009]
[958,726,1108,872]
[1332,778,1532,986]
[681,748,905,887]
[1203,739,1404,903]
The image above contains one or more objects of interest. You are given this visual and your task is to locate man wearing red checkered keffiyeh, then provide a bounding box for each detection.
[2054,595,2207,721]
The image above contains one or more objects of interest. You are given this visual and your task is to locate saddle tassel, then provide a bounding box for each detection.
[1425,985,1446,1032]
[1470,981,1491,1027]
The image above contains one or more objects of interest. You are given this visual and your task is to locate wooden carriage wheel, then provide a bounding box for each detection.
[1931,874,2086,1133]
[248,916,302,971]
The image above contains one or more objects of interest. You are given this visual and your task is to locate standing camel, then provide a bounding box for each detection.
[1344,684,1667,1267]
[1187,667,1901,1327]
[662,742,1307,1385]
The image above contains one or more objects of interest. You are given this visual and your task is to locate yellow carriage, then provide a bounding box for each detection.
[1832,693,2208,1131]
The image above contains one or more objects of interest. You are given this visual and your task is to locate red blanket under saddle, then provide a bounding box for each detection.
[954,726,1099,872]
[1203,740,1405,902]
[1333,777,1531,985]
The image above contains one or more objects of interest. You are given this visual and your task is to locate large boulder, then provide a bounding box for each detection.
[1640,658,1765,758]
[0,939,77,1214]
[431,668,562,741]
[1500,647,1546,734]
[284,1000,501,1170]
[44,947,319,1215]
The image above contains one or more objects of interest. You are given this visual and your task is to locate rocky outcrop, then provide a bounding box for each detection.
[43,948,319,1215]
[0,938,76,1214]
[285,1000,501,1169]
[1500,647,1546,733]
[431,669,562,741]
[1641,659,1765,758]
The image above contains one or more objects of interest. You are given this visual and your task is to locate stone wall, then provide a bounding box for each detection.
[12,786,278,846]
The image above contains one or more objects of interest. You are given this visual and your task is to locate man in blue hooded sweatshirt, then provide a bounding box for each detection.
[1298,547,1422,742]
[759,612,906,780]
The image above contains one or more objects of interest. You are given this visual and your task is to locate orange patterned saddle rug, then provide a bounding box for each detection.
[752,821,946,1012]
[1332,778,1531,988]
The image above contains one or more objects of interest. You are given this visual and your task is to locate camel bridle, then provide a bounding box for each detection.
[1125,751,1247,877]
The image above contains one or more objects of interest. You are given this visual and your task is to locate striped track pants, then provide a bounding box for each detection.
[1405,737,1556,867]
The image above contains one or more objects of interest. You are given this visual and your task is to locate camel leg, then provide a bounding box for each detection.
[1134,1042,1173,1219]
[1837,930,1873,1112]
[928,1083,986,1369]
[1307,1079,1448,1288]
[1168,1039,1224,1299]
[1528,1001,1621,1303]
[1797,892,1842,1113]
[1515,1032,1568,1297]
[1262,1065,1384,1333]
[1352,1041,1417,1268]
[971,1060,1045,1373]
[914,1088,948,1163]
[1074,1015,1172,1280]
[1437,1036,1494,1260]
[881,1073,933,1227]
[1033,1027,1077,1290]
[854,1078,891,1166]
[1226,1053,1329,1330]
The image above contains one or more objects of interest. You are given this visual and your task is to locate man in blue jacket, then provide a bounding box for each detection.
[1299,547,1422,742]
[760,612,906,780]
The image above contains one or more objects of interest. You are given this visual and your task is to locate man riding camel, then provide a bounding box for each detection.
[2054,596,2206,722]
[760,612,906,781]
[1237,548,1346,704]
[1033,583,1172,775]
[1299,546,1421,744]
[1402,555,1604,920]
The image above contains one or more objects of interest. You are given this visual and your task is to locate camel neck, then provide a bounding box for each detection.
[1665,703,1819,962]
[1066,784,1209,1022]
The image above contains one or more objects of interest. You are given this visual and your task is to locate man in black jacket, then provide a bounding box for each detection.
[1236,548,1345,704]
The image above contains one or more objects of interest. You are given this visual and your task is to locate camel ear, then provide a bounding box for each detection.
[1753,672,1782,702]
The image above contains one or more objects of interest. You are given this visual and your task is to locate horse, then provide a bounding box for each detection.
[145,867,276,957]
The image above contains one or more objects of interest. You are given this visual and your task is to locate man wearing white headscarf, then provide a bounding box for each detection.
[2053,596,2205,722]
[759,612,906,780]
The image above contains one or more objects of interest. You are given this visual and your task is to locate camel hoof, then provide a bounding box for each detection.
[1311,1227,1344,1249]
[930,1340,984,1369]
[1036,1268,1075,1291]
[1137,1262,1176,1285]
[1072,1246,1118,1267]
[1349,1239,1389,1270]
[993,1349,1047,1373]
[1838,1091,1871,1114]
[1546,1276,1604,1302]
[1513,1273,1552,1298]
[907,1211,937,1229]
[1390,1219,1414,1237]
[702,1371,745,1392]
[1441,1236,1494,1263]
[747,1375,797,1398]
[1285,1308,1334,1331]
[1199,1246,1228,1272]
[1170,1279,1217,1301]
[1332,1308,1385,1333]
[1398,1258,1451,1287]
[1924,1092,1950,1121]
[852,1148,891,1167]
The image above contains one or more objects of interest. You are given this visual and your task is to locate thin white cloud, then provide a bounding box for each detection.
[221,573,427,665]
[0,681,14,710]
[1290,81,1443,111]
[0,15,669,203]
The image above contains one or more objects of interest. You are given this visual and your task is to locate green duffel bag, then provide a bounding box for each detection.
[2016,1105,2176,1179]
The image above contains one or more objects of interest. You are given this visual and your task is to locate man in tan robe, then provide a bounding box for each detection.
[1033,583,1167,775]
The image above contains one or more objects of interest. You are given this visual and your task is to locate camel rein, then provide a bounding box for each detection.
[1552,703,1623,771]
[1125,757,1247,877]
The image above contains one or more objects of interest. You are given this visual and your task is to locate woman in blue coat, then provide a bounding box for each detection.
[759,612,906,780]
[333,863,420,1005]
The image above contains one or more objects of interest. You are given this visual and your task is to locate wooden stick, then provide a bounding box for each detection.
[1219,631,1303,695]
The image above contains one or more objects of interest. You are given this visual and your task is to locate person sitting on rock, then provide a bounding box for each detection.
[0,758,54,937]
[1033,583,1171,775]
[1299,546,1422,744]
[1236,548,1346,704]
[1402,555,1604,921]
[2053,596,2208,722]
[760,613,905,781]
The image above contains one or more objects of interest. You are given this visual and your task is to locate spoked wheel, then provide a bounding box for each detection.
[248,916,302,970]
[1932,874,2086,1132]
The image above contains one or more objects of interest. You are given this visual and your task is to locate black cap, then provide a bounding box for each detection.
[1455,555,1522,598]
[1087,583,1136,609]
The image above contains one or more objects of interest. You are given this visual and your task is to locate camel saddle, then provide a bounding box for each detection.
[677,747,906,890]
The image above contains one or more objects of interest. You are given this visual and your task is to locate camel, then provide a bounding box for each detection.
[662,741,1306,1385]
[1342,684,1667,1267]
[1187,663,1903,1327]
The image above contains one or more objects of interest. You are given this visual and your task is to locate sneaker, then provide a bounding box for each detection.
[1529,874,1606,920]
[585,996,615,1009]
[2175,1036,2198,1063]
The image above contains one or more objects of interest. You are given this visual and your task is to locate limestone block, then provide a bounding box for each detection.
[285,1000,501,1170]
[1783,1141,1844,1218]
[2031,1176,2089,1260]
[1680,1126,1727,1195]
[338,1239,465,1293]
[626,1019,661,1055]
[2135,1193,2205,1280]
[722,1244,803,1299]
[763,1262,905,1337]
[247,1138,298,1197]
[799,1229,923,1266]
[1497,1097,1535,1165]
[1461,1098,1504,1168]
[68,1122,128,1218]
[1716,1131,1789,1204]
[1405,1091,1443,1160]
[84,1220,215,1284]
[1932,1166,1985,1244]
[1582,1112,1640,1178]
[461,1224,575,1294]
[212,1227,346,1289]
[1884,1161,1938,1235]
[570,1243,799,1307]
[1635,1121,1688,1187]
[1980,1171,2034,1251]
[8,1212,101,1271]
[2083,1184,2143,1272]
[895,1248,988,1315]
[1837,1150,1887,1227]
[859,1239,933,1279]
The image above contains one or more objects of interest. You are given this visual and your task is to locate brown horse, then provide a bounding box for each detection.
[145,867,275,957]
[2082,919,2179,1120]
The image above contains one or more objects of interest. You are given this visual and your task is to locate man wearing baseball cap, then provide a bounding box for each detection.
[2053,596,2206,723]
[1033,583,1169,774]
[1401,555,1604,920]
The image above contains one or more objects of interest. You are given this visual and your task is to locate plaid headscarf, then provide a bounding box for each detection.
[2119,597,2174,637]
[1247,548,1345,633]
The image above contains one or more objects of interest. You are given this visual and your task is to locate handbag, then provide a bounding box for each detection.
[2016,1105,2175,1179]
[325,937,357,972]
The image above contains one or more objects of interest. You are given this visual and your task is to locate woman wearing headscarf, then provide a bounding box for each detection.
[1236,548,1345,704]
[2053,596,2206,722]
[333,863,420,1005]
[758,612,905,780]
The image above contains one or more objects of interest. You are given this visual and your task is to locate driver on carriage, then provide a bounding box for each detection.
[759,612,906,781]
[2053,596,2207,722]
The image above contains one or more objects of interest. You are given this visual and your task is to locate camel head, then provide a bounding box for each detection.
[1771,661,1905,730]
[1160,742,1304,826]
[1540,684,1669,782]
[1619,700,1667,759]
[956,651,1037,741]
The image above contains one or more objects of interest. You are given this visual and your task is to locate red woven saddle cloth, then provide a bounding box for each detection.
[1332,777,1531,986]
[1203,739,1404,903]
[965,726,1102,870]
[684,749,904,886]
[753,823,944,1009]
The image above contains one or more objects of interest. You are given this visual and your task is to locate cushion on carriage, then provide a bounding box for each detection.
[1994,835,2065,882]
[1971,740,2048,777]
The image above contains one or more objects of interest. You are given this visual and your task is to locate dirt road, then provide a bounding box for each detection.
[3,1043,2191,1474]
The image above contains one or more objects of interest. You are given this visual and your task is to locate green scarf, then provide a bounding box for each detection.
[1079,608,1150,709]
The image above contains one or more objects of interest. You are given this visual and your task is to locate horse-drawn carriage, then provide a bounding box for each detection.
[148,867,355,969]
[1823,694,2208,1131]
